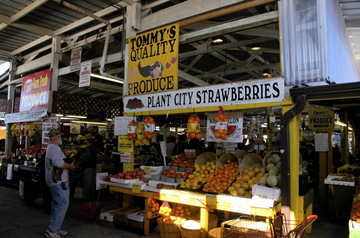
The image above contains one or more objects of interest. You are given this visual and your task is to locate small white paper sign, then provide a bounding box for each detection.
[96,172,108,190]
[315,132,329,152]
[120,152,131,163]
[79,60,92,87]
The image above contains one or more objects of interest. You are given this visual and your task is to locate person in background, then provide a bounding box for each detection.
[166,136,176,156]
[44,129,76,238]
[172,134,187,156]
[82,138,98,201]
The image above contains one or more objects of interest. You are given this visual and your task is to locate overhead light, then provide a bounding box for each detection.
[66,115,87,119]
[55,114,64,117]
[91,73,123,84]
[251,44,261,51]
[106,118,113,121]
[335,119,353,130]
[334,120,347,127]
[212,36,225,44]
[71,120,108,125]
[263,68,273,77]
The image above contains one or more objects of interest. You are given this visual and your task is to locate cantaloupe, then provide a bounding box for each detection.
[270,154,281,164]
[269,167,279,176]
[266,163,275,171]
[267,175,278,187]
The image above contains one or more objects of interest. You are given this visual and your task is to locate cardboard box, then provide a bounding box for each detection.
[100,209,116,222]
[113,206,141,225]
[252,184,281,201]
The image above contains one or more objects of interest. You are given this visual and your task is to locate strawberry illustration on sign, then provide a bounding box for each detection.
[126,98,144,109]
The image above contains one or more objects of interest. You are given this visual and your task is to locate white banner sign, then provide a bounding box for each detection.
[70,47,82,72]
[5,109,48,123]
[124,77,285,113]
[79,60,92,87]
[206,111,243,142]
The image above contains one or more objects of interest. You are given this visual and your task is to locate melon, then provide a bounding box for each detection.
[259,176,267,185]
[270,154,281,164]
[267,175,278,187]
[276,162,281,170]
[269,167,279,176]
[266,163,275,171]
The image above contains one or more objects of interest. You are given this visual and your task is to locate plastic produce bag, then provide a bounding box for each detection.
[126,119,137,140]
[186,114,201,140]
[144,116,155,139]
[214,106,229,140]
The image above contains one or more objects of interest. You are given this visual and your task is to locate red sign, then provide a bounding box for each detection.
[19,69,51,112]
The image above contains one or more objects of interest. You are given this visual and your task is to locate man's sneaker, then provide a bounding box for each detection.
[58,230,68,236]
[45,229,61,238]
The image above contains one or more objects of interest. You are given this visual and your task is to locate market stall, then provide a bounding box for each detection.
[92,66,318,237]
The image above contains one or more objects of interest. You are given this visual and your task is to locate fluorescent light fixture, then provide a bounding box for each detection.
[106,118,113,121]
[66,115,87,119]
[212,36,225,44]
[251,44,261,51]
[91,73,123,84]
[61,117,80,120]
[71,120,107,125]
[0,117,4,120]
[334,120,347,127]
[335,120,353,130]
[55,114,64,117]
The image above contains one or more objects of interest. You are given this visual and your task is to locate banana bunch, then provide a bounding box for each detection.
[27,123,37,137]
[135,123,149,146]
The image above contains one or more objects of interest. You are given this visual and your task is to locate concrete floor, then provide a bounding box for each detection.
[0,185,349,238]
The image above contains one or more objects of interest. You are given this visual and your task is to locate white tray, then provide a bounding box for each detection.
[110,177,140,184]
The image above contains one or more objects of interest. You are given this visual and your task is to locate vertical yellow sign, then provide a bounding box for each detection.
[127,24,179,97]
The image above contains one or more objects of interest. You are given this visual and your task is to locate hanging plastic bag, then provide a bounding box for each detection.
[214,106,229,140]
[126,119,137,140]
[186,114,201,140]
[159,200,172,217]
[144,116,155,139]
[135,122,149,146]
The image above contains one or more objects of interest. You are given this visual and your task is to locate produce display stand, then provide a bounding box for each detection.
[109,185,281,237]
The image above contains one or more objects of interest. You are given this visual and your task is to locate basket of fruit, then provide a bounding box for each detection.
[217,153,241,172]
[157,217,184,238]
[239,153,263,174]
[195,152,218,166]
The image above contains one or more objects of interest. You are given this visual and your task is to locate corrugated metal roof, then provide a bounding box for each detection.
[0,0,358,102]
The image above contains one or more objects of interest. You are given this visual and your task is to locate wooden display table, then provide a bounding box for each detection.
[109,186,281,237]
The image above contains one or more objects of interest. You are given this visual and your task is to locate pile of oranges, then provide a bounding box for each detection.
[148,198,160,212]
[179,161,216,190]
[158,203,191,225]
[170,204,192,218]
[227,166,264,197]
[202,159,239,193]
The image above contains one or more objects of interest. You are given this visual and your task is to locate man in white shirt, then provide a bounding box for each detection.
[44,129,75,238]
